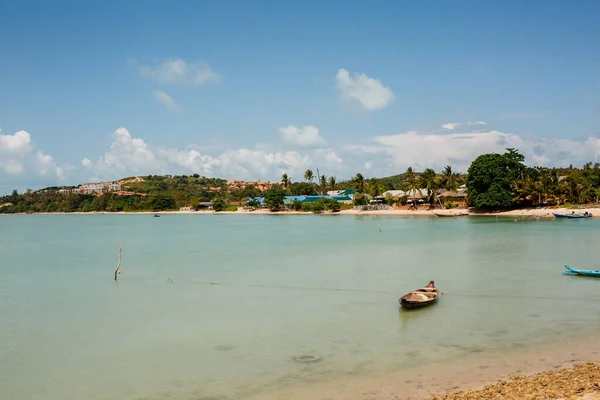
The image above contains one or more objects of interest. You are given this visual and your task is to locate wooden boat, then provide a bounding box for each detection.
[153,213,160,217]
[553,212,592,219]
[433,211,468,217]
[399,281,439,309]
[564,265,600,277]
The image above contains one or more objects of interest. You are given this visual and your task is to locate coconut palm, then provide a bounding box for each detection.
[420,168,441,206]
[401,167,421,200]
[441,165,459,191]
[353,173,365,193]
[319,175,327,195]
[281,173,291,190]
[304,169,314,184]
[328,176,336,191]
[366,179,384,198]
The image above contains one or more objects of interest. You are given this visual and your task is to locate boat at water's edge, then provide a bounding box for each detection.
[433,211,469,217]
[399,281,439,309]
[553,212,592,219]
[564,265,600,277]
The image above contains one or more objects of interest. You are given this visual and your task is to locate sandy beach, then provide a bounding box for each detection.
[6,206,598,218]
[246,335,600,400]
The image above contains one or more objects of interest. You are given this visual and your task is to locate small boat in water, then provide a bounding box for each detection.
[564,265,600,277]
[153,213,160,217]
[553,212,592,219]
[399,281,439,309]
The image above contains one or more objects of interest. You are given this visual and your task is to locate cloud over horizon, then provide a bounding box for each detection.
[3,122,600,193]
[0,129,64,181]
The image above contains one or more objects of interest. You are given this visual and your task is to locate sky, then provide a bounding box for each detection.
[1,0,600,193]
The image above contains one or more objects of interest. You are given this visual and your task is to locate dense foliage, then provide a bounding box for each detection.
[467,149,527,209]
[3,148,600,214]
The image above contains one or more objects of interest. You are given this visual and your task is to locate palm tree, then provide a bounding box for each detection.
[512,176,541,207]
[366,179,383,198]
[304,169,314,184]
[401,167,421,202]
[420,168,441,207]
[319,175,327,195]
[353,173,365,193]
[441,165,459,191]
[281,173,291,190]
[328,176,336,191]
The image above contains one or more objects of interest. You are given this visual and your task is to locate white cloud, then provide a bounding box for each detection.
[81,128,342,182]
[441,123,457,130]
[360,127,600,173]
[441,121,486,130]
[153,90,178,110]
[0,129,64,180]
[336,68,395,111]
[131,58,220,86]
[5,123,600,191]
[324,151,343,169]
[278,125,327,148]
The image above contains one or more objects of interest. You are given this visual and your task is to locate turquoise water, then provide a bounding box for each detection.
[1,214,600,399]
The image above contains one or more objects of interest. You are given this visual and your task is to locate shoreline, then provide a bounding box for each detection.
[2,207,599,218]
[246,333,600,400]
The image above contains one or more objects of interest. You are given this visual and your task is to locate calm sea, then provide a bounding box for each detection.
[1,214,599,399]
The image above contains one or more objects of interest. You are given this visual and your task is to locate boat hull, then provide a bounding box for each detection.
[400,297,438,309]
[399,281,439,310]
[554,213,592,219]
[564,265,600,277]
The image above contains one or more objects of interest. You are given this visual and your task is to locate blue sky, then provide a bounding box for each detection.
[1,0,600,193]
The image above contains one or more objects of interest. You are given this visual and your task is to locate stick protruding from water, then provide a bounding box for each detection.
[114,243,123,281]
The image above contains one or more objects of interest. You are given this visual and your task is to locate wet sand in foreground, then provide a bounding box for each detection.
[245,335,600,400]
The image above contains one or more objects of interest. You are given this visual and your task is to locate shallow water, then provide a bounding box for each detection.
[1,214,599,399]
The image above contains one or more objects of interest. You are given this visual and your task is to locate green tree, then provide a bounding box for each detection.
[291,199,303,211]
[353,173,365,193]
[328,176,336,190]
[441,165,459,191]
[319,175,327,195]
[467,149,526,209]
[401,167,421,199]
[290,182,317,196]
[150,193,176,211]
[366,179,384,197]
[247,198,261,209]
[264,187,286,211]
[304,169,314,184]
[322,198,341,212]
[211,195,226,212]
[281,173,291,190]
[420,168,441,206]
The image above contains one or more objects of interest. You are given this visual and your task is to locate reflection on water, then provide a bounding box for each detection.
[1,215,600,399]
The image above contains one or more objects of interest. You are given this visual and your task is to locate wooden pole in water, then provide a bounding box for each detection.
[114,243,123,281]
[375,213,382,232]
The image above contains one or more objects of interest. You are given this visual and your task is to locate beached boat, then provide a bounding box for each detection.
[563,265,600,277]
[553,212,592,219]
[433,211,468,217]
[399,281,439,309]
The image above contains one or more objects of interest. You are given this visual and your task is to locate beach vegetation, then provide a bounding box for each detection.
[210,195,226,212]
[264,187,286,211]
